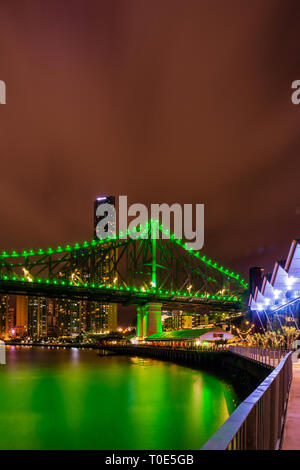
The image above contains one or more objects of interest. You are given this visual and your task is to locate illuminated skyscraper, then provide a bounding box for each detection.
[46,298,58,337]
[93,196,118,332]
[28,297,47,339]
[106,304,118,332]
[0,295,8,339]
[94,195,116,240]
[70,300,81,335]
[93,303,117,333]
[16,295,28,337]
[7,296,16,338]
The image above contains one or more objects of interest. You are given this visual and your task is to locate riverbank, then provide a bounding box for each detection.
[5,340,99,349]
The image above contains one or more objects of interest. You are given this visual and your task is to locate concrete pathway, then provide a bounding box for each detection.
[282,362,300,450]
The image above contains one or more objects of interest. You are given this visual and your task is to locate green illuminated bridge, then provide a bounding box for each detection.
[0,221,248,336]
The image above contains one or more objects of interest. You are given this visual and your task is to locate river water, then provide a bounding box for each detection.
[0,346,238,449]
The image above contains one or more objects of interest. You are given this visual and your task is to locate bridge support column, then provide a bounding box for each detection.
[136,306,144,339]
[143,302,162,337]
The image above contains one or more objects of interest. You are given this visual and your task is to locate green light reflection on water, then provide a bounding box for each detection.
[0,346,238,449]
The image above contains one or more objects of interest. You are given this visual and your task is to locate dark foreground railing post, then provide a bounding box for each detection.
[245,405,257,449]
[270,372,280,449]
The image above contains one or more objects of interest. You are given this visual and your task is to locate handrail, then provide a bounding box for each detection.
[201,351,293,450]
[228,345,288,367]
[100,343,229,352]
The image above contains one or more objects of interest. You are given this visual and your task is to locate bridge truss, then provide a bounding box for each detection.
[0,221,247,311]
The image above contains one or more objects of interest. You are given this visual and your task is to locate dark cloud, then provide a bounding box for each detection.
[0,0,300,284]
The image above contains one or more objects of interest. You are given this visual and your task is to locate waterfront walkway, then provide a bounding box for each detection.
[282,362,300,450]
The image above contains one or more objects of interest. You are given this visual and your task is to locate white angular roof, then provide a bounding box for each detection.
[250,239,300,311]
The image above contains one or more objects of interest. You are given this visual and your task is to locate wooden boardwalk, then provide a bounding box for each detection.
[282,363,300,450]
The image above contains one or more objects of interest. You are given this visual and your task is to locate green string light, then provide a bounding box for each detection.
[0,271,243,304]
[0,219,248,289]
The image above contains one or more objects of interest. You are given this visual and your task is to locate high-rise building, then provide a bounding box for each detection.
[163,310,193,330]
[70,300,81,335]
[83,301,117,334]
[53,299,85,337]
[162,310,209,331]
[7,296,16,338]
[173,313,193,330]
[249,267,264,296]
[107,304,118,332]
[0,295,8,339]
[56,299,71,336]
[23,297,118,338]
[28,297,47,339]
[192,313,209,328]
[16,295,28,337]
[93,195,118,332]
[96,304,117,333]
[46,298,58,337]
[94,195,116,240]
[80,300,93,332]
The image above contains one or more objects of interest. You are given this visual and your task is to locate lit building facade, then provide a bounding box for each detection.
[55,299,80,336]
[16,295,28,337]
[94,195,116,240]
[249,239,300,329]
[27,297,47,338]
[7,296,16,337]
[93,195,118,332]
[0,295,8,339]
[1,294,118,339]
[162,310,209,331]
[50,299,117,337]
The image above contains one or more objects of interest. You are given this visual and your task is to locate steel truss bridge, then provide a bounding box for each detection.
[0,221,247,334]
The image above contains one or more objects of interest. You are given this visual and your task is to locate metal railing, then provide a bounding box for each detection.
[202,351,293,450]
[228,345,288,367]
[101,342,229,352]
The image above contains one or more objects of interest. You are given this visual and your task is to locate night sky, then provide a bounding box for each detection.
[1,1,300,300]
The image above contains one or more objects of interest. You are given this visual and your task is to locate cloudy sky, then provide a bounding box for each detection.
[1,0,300,282]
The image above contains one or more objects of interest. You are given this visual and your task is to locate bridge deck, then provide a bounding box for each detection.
[282,362,300,450]
[0,278,241,310]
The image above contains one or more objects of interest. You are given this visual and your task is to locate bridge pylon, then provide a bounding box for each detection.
[136,306,144,339]
[137,302,162,339]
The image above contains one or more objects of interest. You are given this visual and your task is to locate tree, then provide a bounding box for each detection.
[266,330,284,349]
[244,327,299,350]
[282,326,300,350]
